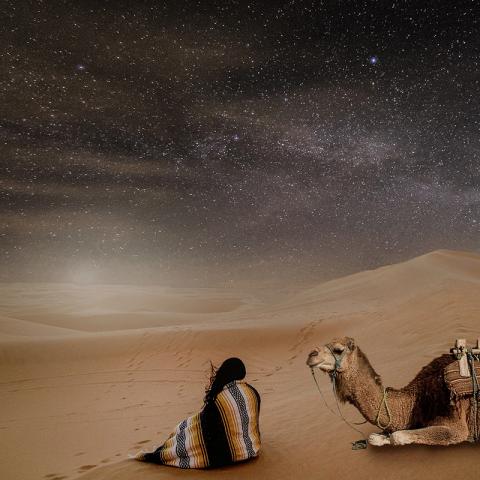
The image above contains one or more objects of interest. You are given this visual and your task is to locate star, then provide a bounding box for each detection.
[0,2,477,286]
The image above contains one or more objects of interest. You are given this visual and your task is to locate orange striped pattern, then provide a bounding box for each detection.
[154,381,260,468]
[158,413,209,468]
[215,381,261,462]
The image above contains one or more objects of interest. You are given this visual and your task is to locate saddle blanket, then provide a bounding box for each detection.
[444,359,480,397]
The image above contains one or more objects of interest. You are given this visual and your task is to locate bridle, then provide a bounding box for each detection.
[325,344,348,377]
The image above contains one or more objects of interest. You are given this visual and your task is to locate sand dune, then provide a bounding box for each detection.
[0,283,258,333]
[0,314,79,338]
[1,249,480,480]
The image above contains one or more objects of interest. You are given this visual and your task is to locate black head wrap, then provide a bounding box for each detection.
[204,357,246,403]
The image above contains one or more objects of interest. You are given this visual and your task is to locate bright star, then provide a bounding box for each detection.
[75,64,86,71]
[369,56,378,65]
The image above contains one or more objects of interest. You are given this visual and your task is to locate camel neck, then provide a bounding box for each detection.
[347,373,387,426]
[341,368,411,431]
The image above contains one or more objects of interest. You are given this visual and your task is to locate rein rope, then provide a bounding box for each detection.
[310,368,367,450]
[375,387,392,430]
[467,351,480,442]
[310,368,366,425]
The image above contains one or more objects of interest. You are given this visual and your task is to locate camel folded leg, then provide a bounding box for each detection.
[368,433,390,446]
[390,425,468,446]
[391,426,468,446]
[370,423,469,447]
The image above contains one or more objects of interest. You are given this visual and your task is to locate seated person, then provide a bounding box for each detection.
[134,357,261,468]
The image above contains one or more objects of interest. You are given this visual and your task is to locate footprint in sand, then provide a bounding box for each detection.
[134,439,151,446]
[44,475,68,480]
[78,465,96,472]
[288,353,298,362]
[178,384,185,398]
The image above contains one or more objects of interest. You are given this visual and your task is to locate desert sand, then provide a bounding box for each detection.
[1,249,480,480]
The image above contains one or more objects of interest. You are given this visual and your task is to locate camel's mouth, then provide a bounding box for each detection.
[306,348,335,371]
[308,360,334,372]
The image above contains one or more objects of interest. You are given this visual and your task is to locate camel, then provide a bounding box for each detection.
[306,337,477,446]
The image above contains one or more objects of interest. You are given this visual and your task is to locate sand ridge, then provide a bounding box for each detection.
[1,249,480,479]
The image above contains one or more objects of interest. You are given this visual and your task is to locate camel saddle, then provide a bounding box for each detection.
[444,339,480,398]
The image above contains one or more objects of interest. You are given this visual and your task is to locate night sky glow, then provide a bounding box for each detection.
[1,1,479,286]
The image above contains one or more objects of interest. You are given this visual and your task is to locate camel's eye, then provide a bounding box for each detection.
[333,346,344,354]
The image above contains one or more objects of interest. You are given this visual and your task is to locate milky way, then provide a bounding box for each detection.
[1,1,479,285]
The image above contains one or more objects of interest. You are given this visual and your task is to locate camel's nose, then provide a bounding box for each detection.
[306,348,320,367]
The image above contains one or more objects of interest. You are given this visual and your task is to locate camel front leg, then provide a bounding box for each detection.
[390,425,468,446]
[368,433,391,446]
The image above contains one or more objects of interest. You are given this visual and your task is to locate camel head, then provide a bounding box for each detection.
[306,336,356,374]
[306,336,382,404]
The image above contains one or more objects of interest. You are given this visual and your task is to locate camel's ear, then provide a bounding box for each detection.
[346,337,355,351]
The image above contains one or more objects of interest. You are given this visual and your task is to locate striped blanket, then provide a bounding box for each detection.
[142,381,261,469]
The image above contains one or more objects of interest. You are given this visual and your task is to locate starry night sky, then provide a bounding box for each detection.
[1,1,479,286]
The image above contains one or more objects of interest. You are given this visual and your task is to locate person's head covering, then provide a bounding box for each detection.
[204,357,246,403]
